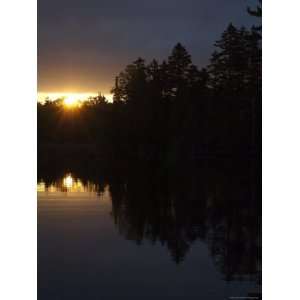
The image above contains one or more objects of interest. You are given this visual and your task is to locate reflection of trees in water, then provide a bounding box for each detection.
[109,159,261,281]
[38,165,108,195]
[38,158,261,281]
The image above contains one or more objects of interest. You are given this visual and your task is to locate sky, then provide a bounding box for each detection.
[38,0,258,98]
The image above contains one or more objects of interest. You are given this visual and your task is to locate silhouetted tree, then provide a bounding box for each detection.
[165,43,193,98]
[39,14,261,162]
[111,57,147,104]
[209,24,251,93]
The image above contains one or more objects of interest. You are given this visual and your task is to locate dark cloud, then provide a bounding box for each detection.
[38,0,258,93]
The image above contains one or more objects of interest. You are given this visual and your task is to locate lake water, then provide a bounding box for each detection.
[38,160,261,300]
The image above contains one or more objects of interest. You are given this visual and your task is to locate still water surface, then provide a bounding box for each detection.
[38,162,261,300]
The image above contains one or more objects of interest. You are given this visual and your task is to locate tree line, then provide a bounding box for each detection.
[38,11,261,165]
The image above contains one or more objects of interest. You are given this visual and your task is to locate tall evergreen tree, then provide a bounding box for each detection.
[209,24,251,94]
[111,58,147,104]
[166,43,193,98]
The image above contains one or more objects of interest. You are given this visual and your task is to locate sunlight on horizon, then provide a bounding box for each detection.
[38,92,113,103]
[63,94,82,108]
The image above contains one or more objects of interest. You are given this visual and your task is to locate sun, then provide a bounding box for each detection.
[63,94,80,107]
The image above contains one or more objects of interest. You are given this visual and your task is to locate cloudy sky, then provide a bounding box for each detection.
[38,0,258,96]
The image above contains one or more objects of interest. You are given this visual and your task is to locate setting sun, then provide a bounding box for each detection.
[63,94,81,107]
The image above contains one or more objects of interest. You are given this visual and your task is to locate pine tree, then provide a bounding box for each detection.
[111,57,147,104]
[166,43,193,97]
[209,24,254,94]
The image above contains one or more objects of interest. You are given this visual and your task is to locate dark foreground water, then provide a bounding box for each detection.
[38,159,261,300]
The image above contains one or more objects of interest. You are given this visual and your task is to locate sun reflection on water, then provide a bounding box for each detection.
[37,174,99,194]
[63,174,74,189]
[37,174,112,206]
[37,181,46,192]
